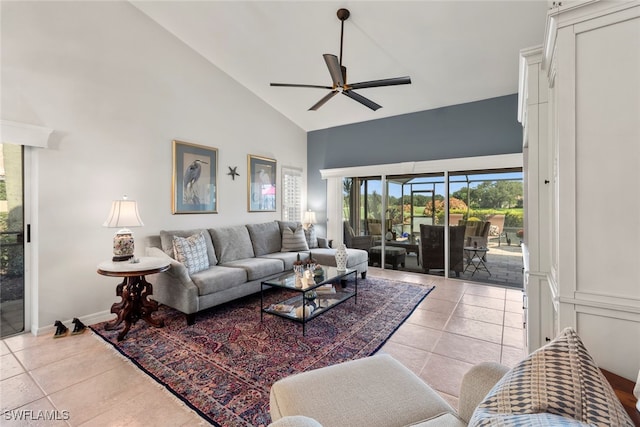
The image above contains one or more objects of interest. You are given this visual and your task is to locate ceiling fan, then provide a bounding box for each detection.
[270,8,411,111]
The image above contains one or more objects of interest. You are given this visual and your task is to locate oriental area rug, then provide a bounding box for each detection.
[91,277,434,427]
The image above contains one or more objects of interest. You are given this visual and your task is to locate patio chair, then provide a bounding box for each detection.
[411,217,433,242]
[461,220,491,248]
[460,220,491,261]
[343,220,374,251]
[418,224,465,277]
[486,214,506,246]
[366,218,383,241]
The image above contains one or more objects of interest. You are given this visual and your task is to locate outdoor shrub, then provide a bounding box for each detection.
[504,210,524,228]
[0,212,24,277]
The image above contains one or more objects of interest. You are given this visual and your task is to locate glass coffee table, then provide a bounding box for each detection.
[261,265,358,335]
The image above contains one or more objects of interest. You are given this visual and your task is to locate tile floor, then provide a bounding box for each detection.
[376,268,525,410]
[0,268,524,426]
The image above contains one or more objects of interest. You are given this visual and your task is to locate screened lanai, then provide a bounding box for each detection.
[343,169,524,288]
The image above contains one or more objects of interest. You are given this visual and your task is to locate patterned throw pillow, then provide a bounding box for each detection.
[469,327,633,426]
[304,224,318,249]
[281,225,309,252]
[172,232,210,274]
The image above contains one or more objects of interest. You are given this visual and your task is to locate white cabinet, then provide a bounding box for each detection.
[521,0,640,380]
[519,46,557,351]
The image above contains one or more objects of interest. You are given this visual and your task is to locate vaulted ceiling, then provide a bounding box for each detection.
[131,1,548,132]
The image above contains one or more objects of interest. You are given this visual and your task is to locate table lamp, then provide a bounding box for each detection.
[103,195,144,261]
[303,210,317,229]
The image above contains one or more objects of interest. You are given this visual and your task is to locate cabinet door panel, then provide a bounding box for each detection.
[575,17,640,297]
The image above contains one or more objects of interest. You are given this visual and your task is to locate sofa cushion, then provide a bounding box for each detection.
[259,252,310,271]
[172,232,210,274]
[209,225,255,263]
[222,257,284,281]
[160,228,217,265]
[189,265,248,296]
[246,222,282,256]
[469,327,633,427]
[281,225,309,252]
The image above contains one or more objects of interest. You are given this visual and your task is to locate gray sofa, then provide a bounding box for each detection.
[144,221,368,325]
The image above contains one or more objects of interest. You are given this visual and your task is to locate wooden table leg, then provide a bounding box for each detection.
[138,276,164,328]
[105,279,127,331]
[104,275,163,341]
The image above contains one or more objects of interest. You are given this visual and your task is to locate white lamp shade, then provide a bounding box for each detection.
[103,199,144,228]
[303,211,317,225]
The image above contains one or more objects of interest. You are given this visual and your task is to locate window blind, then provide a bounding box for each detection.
[281,167,303,222]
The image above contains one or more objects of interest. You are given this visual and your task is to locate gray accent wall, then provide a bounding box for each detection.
[307,94,522,235]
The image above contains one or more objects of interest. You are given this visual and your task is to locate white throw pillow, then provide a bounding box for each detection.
[172,231,210,274]
[281,225,310,252]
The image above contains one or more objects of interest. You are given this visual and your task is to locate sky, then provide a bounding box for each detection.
[356,171,523,199]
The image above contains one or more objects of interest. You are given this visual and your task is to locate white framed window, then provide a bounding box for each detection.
[281,166,303,222]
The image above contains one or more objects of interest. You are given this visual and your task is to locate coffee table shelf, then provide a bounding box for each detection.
[260,265,358,335]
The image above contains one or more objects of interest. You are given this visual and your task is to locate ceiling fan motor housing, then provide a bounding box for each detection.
[337,8,350,21]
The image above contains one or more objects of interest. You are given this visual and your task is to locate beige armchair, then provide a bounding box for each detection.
[487,214,506,246]
[366,218,383,241]
[461,221,491,249]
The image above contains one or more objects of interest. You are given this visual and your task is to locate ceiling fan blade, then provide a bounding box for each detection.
[348,76,412,90]
[270,83,334,89]
[342,90,382,111]
[309,90,339,111]
[323,54,344,88]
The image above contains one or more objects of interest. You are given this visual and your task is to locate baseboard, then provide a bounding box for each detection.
[33,310,113,336]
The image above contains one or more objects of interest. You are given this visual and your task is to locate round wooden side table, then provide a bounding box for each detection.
[97,257,169,341]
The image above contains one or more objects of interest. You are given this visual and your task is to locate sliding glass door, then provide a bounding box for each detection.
[0,143,25,337]
[342,176,384,238]
[341,167,523,286]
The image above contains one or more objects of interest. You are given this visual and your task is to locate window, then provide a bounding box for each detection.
[281,167,303,222]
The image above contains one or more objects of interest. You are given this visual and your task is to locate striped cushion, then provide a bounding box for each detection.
[469,327,633,426]
[172,232,210,274]
[281,225,309,252]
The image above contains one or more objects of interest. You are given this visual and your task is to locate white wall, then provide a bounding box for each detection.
[1,1,306,333]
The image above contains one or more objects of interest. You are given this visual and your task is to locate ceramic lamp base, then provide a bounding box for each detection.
[112,229,135,262]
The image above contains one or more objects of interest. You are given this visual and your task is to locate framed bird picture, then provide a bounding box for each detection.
[248,154,276,212]
[172,140,218,214]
